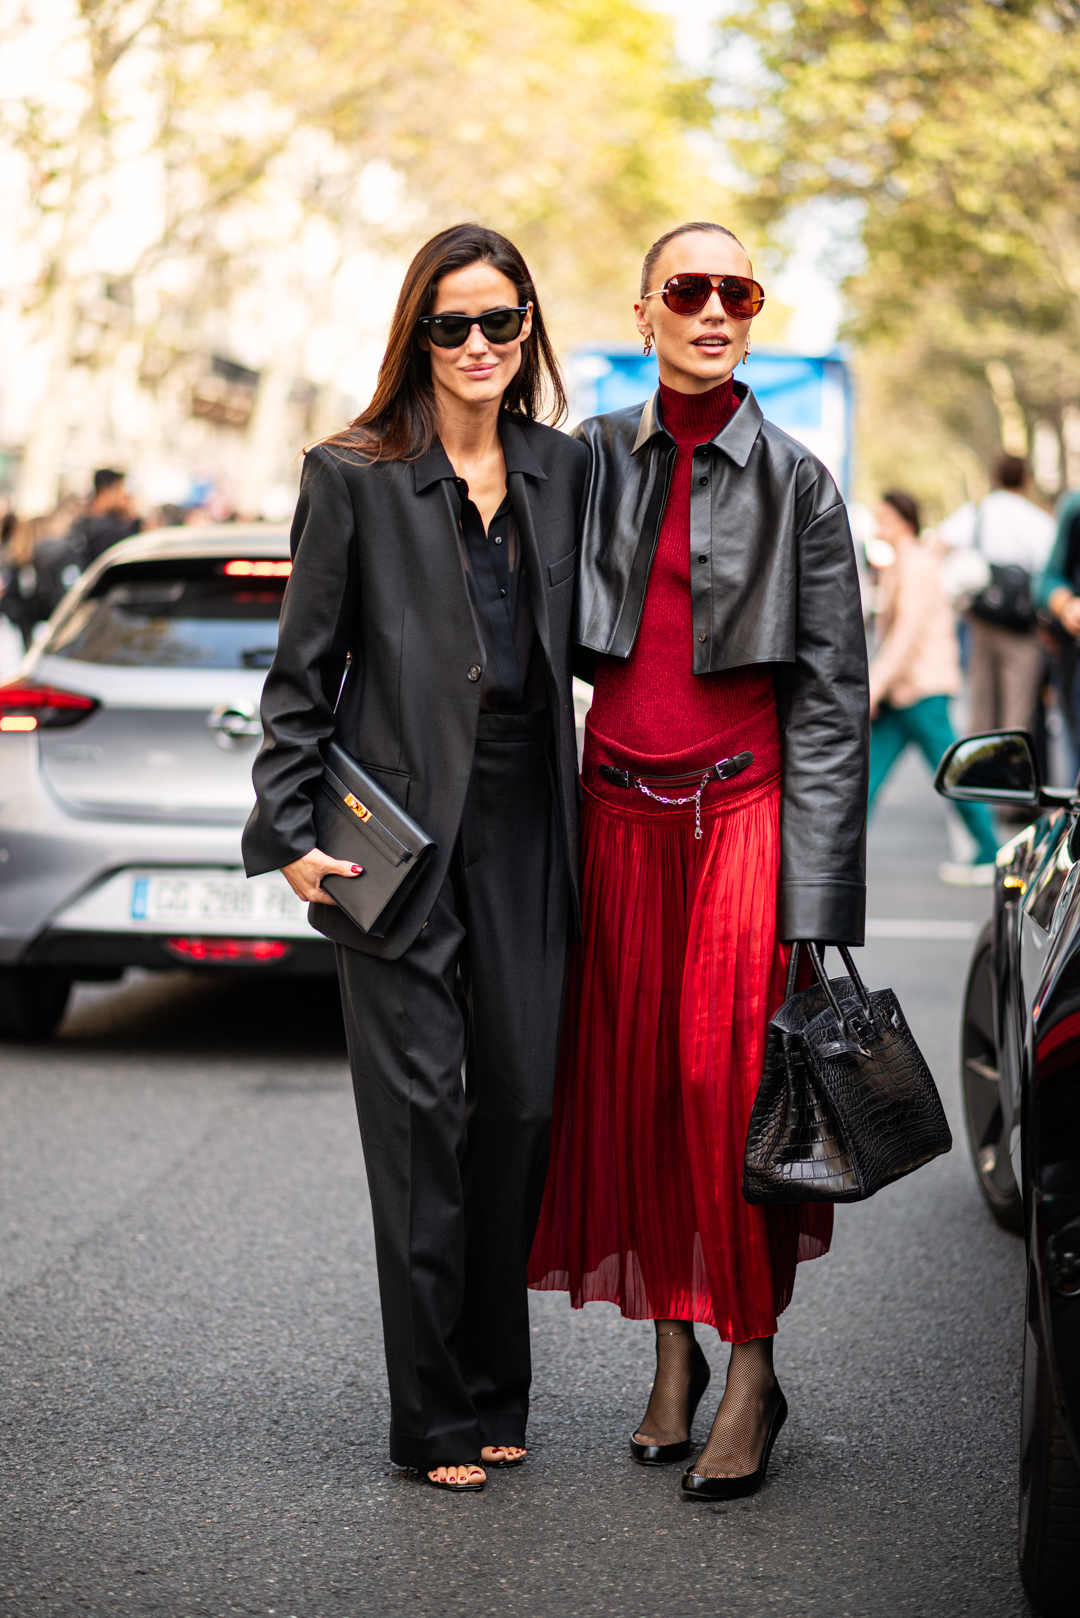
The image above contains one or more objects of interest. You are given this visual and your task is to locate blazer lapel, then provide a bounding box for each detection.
[506,470,553,661]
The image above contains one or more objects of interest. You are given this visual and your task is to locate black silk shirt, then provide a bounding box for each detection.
[451,483,547,714]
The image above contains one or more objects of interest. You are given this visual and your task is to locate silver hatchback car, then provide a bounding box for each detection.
[0,523,334,1037]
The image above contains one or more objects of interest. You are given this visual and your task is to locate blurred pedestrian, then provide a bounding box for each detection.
[939,454,1054,735]
[0,507,79,647]
[64,469,141,568]
[243,225,585,1493]
[868,491,999,886]
[1035,488,1080,764]
[528,221,868,1500]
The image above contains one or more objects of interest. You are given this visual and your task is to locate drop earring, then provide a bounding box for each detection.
[743,338,751,366]
[643,332,653,357]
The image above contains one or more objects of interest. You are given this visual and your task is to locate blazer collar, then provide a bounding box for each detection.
[630,380,763,468]
[412,414,548,493]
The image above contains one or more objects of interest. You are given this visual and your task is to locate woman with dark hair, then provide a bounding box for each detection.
[528,221,869,1498]
[868,490,998,883]
[243,224,586,1491]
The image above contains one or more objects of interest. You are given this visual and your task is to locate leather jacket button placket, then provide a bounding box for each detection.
[690,447,713,668]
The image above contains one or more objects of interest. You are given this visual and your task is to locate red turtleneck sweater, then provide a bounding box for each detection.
[586,378,780,783]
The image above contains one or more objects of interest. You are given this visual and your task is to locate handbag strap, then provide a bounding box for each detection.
[807,944,851,1030]
[788,942,876,1026]
[790,942,878,1054]
[836,943,875,1023]
[785,941,802,1000]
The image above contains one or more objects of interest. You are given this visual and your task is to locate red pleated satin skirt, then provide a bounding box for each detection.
[528,767,832,1343]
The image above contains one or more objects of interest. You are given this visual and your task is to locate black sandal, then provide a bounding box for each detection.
[423,1464,487,1492]
[482,1447,527,1469]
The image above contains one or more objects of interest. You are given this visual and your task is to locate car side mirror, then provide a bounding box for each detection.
[934,730,1041,808]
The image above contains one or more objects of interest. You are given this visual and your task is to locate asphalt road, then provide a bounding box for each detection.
[1,749,1030,1618]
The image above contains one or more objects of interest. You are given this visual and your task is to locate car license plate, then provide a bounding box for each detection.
[52,866,317,938]
[129,870,308,932]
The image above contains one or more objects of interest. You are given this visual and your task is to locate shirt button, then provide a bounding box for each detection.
[499,588,506,597]
[698,555,707,563]
[494,535,503,545]
[468,664,482,682]
[699,476,709,486]
[698,633,707,643]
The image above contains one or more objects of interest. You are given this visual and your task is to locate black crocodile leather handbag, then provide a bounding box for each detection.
[743,943,952,1204]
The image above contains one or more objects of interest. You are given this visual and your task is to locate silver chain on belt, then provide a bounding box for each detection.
[598,752,755,839]
[632,772,715,839]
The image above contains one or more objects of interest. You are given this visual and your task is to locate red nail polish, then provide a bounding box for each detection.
[351,865,362,874]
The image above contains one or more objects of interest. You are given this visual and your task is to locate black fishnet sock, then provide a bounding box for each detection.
[691,1336,778,1479]
[633,1321,699,1447]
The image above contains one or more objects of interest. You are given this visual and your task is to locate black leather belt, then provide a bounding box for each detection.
[597,751,755,840]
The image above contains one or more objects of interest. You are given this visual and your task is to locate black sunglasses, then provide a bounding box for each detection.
[417,306,529,349]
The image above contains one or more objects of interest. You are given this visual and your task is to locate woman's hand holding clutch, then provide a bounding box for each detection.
[281,847,362,905]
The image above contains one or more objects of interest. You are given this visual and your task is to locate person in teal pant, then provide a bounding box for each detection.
[1035,488,1080,772]
[868,491,999,885]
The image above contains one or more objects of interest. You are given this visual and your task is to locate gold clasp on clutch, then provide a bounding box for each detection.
[344,792,372,823]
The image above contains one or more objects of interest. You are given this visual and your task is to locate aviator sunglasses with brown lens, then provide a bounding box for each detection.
[417,306,529,348]
[643,273,765,319]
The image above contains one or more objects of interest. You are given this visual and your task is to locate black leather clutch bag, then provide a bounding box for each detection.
[743,943,951,1203]
[312,740,435,938]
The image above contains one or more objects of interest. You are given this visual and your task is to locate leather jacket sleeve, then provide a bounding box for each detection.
[242,449,358,875]
[776,496,868,944]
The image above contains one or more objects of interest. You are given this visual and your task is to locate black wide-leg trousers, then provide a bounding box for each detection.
[335,712,570,1470]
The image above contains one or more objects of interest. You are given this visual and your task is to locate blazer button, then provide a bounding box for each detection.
[468,664,482,682]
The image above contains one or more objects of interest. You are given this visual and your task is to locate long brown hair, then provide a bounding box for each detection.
[322,224,567,463]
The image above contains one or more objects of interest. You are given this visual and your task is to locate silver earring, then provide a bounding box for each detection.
[643,333,653,357]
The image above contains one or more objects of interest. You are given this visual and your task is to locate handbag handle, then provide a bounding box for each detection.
[787,941,878,1049]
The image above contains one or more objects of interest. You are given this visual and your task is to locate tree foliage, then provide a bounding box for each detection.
[717,0,1080,507]
[2,0,723,511]
[180,0,719,341]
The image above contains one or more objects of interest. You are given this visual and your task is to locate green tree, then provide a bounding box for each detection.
[184,0,721,345]
[717,0,1080,509]
[3,0,722,513]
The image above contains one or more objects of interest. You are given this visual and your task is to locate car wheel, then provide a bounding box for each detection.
[0,968,73,1039]
[1019,1258,1080,1615]
[961,920,1024,1233]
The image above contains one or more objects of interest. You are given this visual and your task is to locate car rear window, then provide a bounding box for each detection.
[45,559,287,670]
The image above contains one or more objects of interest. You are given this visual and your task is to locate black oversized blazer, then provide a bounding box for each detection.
[242,415,588,960]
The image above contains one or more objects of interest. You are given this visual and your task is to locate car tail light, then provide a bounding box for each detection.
[223,559,292,577]
[0,680,99,731]
[165,937,291,963]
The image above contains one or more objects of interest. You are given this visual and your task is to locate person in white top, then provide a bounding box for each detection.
[868,490,999,885]
[939,454,1055,734]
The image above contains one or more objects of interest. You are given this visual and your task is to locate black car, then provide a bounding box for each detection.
[936,730,1080,1617]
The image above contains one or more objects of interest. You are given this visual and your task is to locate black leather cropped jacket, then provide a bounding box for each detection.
[573,382,869,945]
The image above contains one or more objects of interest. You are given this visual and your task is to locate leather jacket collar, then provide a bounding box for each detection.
[631,380,762,468]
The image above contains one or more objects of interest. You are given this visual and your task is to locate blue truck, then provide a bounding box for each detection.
[568,344,853,499]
